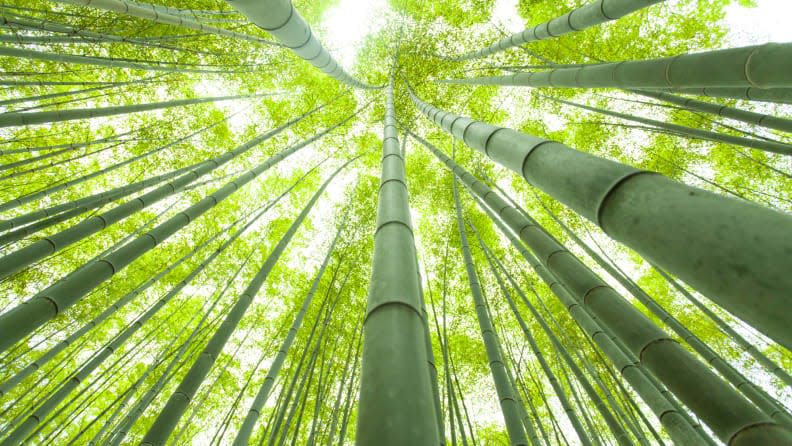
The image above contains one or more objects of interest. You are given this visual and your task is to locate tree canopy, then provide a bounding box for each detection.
[0,0,790,445]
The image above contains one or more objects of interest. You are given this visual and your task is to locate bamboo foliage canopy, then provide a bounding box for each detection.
[0,0,790,445]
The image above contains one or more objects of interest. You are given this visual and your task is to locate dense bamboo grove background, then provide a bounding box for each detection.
[0,0,790,444]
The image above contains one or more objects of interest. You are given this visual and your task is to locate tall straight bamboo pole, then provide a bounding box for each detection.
[408,88,792,350]
[540,200,792,401]
[102,251,255,446]
[451,175,530,446]
[0,104,259,213]
[0,102,308,280]
[644,87,792,105]
[633,89,792,133]
[472,223,635,446]
[0,197,271,446]
[355,78,439,445]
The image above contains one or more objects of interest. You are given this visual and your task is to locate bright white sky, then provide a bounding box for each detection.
[321,0,391,68]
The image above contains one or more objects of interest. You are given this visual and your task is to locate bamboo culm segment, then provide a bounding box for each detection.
[0,111,350,354]
[408,88,792,352]
[139,158,352,446]
[355,78,440,446]
[416,133,709,445]
[442,43,792,90]
[225,0,377,89]
[452,0,663,60]
[0,210,234,398]
[451,177,530,446]
[410,132,792,445]
[232,215,347,445]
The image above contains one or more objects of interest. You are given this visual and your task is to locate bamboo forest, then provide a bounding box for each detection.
[1,0,792,444]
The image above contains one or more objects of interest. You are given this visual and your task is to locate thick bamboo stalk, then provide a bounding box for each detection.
[411,132,792,444]
[463,184,709,446]
[225,0,377,89]
[442,43,792,90]
[0,208,227,397]
[452,0,663,60]
[355,78,440,445]
[651,265,792,389]
[540,199,792,401]
[0,113,353,354]
[409,88,792,351]
[451,176,530,446]
[139,159,353,446]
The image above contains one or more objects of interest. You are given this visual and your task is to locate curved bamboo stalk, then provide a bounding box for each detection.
[225,0,377,89]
